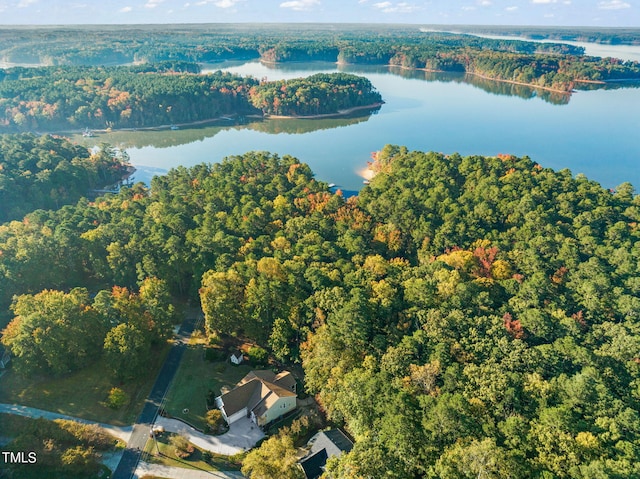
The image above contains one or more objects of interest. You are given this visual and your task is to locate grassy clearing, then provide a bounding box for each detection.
[0,344,170,426]
[163,341,252,431]
[0,413,123,479]
[143,432,242,471]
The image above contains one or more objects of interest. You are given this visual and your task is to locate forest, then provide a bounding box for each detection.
[426,25,640,46]
[1,24,640,94]
[0,63,381,131]
[0,134,130,222]
[1,138,639,477]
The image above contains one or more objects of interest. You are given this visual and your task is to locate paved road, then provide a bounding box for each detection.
[112,309,200,479]
[0,403,133,443]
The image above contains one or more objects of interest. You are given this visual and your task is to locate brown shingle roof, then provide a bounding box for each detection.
[220,370,296,419]
[219,379,261,417]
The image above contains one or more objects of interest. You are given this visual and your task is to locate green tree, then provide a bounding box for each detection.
[200,269,245,335]
[1,288,108,376]
[103,323,150,381]
[241,433,303,479]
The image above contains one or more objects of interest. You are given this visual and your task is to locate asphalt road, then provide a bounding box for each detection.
[111,309,200,479]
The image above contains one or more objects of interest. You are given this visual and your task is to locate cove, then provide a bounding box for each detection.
[74,60,640,192]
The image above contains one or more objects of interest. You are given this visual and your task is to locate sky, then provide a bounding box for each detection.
[0,0,638,27]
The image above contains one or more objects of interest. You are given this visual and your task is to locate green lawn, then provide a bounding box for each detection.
[163,343,252,431]
[0,344,170,426]
[143,432,242,471]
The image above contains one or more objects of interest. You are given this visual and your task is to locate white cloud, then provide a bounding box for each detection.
[477,0,491,6]
[279,0,320,10]
[192,0,244,6]
[373,1,420,12]
[531,0,557,3]
[462,5,476,10]
[214,0,243,7]
[145,0,164,8]
[505,5,518,11]
[17,0,37,7]
[598,0,630,9]
[119,6,133,12]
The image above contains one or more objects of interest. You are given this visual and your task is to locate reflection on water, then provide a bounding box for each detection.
[71,59,640,192]
[223,60,572,105]
[72,109,379,150]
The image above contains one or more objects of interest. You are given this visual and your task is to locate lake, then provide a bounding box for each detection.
[74,59,640,192]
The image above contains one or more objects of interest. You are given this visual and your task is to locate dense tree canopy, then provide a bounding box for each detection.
[0,64,384,130]
[0,63,258,131]
[0,144,639,477]
[248,73,382,116]
[0,134,129,221]
[1,24,639,98]
[1,278,174,378]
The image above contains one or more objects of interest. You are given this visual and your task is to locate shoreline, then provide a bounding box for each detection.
[263,58,574,94]
[264,102,384,120]
[41,114,251,137]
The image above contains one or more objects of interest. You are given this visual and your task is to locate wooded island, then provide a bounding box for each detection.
[0,64,381,131]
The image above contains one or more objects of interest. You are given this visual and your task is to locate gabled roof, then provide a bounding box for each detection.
[219,379,262,417]
[299,449,328,479]
[274,371,297,391]
[300,429,353,479]
[309,429,353,457]
[219,370,296,419]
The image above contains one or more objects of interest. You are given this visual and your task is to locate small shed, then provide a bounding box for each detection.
[230,350,244,365]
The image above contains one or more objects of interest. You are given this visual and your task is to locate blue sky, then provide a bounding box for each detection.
[0,0,638,26]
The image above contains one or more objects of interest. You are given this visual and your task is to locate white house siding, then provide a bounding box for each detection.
[226,407,248,424]
[215,396,248,425]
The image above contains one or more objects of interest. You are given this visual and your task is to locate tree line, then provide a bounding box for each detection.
[1,25,639,93]
[0,134,130,222]
[0,64,381,130]
[0,143,639,477]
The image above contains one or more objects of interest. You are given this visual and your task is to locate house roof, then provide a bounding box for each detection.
[230,350,243,359]
[219,379,261,417]
[274,371,297,391]
[299,449,328,479]
[299,429,354,478]
[309,429,353,458]
[220,370,296,419]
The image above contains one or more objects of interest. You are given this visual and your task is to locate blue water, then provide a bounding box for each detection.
[88,60,640,192]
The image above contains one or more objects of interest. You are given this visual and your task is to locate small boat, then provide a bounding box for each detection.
[82,127,94,137]
[328,183,336,188]
[170,125,179,130]
[363,180,370,185]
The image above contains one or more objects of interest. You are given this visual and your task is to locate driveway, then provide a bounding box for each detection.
[154,416,264,456]
[135,461,245,478]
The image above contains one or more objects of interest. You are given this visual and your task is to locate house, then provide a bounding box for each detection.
[299,429,354,479]
[0,347,10,369]
[229,350,244,365]
[215,370,297,427]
